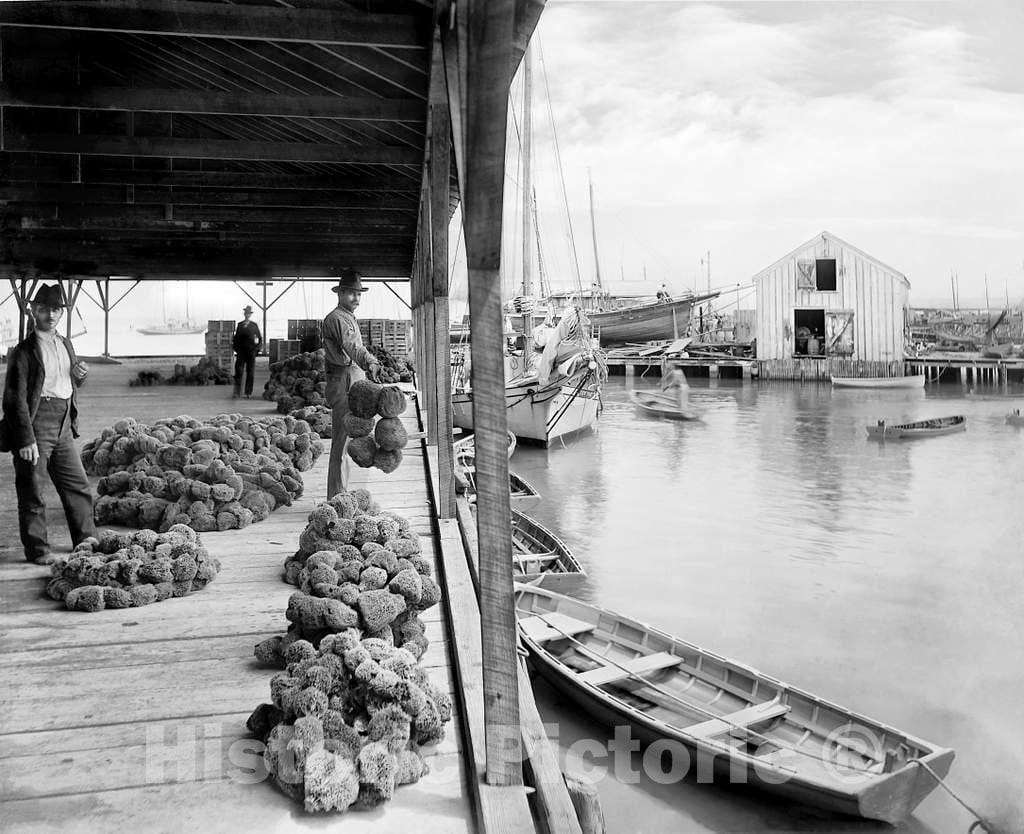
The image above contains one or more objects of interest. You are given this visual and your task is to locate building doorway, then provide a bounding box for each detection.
[794,309,826,355]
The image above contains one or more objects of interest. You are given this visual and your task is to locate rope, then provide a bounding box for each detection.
[909,759,993,833]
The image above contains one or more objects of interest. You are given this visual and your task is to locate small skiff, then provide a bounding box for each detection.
[866,415,966,439]
[453,430,517,467]
[1006,409,1024,426]
[461,466,542,513]
[831,375,925,389]
[630,390,700,421]
[515,584,954,824]
[510,510,584,583]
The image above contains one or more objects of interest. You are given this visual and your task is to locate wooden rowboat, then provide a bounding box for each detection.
[453,430,517,466]
[866,415,966,439]
[832,375,925,389]
[630,390,700,421]
[510,510,584,583]
[460,466,542,513]
[515,584,954,824]
[1006,409,1024,426]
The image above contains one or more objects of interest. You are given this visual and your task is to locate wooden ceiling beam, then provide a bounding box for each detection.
[3,132,423,165]
[13,203,417,227]
[1,183,418,209]
[1,163,421,192]
[0,1,425,49]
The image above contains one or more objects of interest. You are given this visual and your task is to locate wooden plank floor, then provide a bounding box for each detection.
[0,369,474,833]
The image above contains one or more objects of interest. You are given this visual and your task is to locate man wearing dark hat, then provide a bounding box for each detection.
[0,283,95,564]
[322,268,382,497]
[232,304,262,399]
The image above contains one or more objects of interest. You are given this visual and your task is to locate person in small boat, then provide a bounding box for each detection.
[662,368,689,411]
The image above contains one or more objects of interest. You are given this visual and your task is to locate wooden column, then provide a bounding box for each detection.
[462,0,521,786]
[429,34,456,518]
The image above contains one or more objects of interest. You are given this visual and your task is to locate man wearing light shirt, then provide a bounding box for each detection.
[0,283,95,564]
[321,268,381,498]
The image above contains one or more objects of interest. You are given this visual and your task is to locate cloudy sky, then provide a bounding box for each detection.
[512,0,1024,307]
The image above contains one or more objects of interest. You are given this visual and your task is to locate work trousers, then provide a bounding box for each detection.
[234,352,257,396]
[13,397,96,561]
[326,363,365,499]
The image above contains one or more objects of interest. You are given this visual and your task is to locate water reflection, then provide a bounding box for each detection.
[513,376,1024,833]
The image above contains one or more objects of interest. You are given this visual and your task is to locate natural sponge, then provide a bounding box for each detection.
[347,380,382,419]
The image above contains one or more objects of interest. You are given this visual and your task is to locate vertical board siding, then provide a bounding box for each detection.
[753,233,909,376]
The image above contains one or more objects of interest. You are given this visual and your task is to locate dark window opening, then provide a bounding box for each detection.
[794,309,826,356]
[815,258,837,291]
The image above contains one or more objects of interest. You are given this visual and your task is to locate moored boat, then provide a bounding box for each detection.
[589,291,720,346]
[510,510,584,583]
[1006,408,1024,426]
[630,390,700,421]
[832,375,925,389]
[453,366,602,446]
[866,415,966,439]
[453,430,517,465]
[515,584,954,824]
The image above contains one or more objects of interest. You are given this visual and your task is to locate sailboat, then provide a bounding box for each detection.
[451,45,605,446]
[138,282,206,335]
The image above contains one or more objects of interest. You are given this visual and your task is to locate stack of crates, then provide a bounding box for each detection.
[287,318,322,351]
[269,339,303,364]
[359,319,412,362]
[206,320,236,370]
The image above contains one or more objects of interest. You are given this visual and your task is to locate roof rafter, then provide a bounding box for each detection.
[0,0,425,49]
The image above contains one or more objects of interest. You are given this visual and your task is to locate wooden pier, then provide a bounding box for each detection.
[604,346,1024,385]
[0,367,587,833]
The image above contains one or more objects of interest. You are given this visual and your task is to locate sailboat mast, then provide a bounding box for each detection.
[521,46,534,362]
[588,171,602,294]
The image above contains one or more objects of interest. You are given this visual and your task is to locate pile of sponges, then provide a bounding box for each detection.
[368,345,414,384]
[344,381,409,474]
[166,357,233,386]
[290,405,333,438]
[262,349,328,414]
[45,524,220,612]
[247,488,451,813]
[263,489,437,661]
[81,414,323,532]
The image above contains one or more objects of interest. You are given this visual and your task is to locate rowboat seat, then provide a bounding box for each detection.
[519,612,595,644]
[684,699,791,739]
[512,551,559,563]
[577,651,682,687]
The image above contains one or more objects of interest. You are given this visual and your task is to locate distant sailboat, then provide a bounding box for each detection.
[138,282,206,335]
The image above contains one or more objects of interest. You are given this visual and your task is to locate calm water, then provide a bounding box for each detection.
[511,376,1024,834]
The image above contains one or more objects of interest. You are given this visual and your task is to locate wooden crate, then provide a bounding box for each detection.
[207,319,236,334]
[287,319,321,340]
[207,347,234,371]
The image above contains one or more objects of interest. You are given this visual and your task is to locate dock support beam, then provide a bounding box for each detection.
[428,35,456,518]
[708,364,719,379]
[452,0,522,788]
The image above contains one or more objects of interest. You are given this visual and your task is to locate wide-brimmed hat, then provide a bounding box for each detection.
[331,268,368,294]
[32,283,67,308]
[243,305,254,314]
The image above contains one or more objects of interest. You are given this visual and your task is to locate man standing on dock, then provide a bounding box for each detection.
[232,304,262,399]
[0,283,95,564]
[322,269,381,498]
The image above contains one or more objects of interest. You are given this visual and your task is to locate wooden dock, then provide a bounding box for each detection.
[0,406,476,832]
[601,344,1024,384]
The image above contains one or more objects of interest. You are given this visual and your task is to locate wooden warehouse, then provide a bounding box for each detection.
[752,231,912,380]
[0,1,582,832]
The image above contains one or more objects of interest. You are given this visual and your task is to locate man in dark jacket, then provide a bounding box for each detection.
[232,304,262,399]
[1,283,95,564]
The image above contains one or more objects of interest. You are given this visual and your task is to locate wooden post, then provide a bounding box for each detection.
[100,279,110,356]
[430,34,456,518]
[463,0,521,787]
[742,362,752,380]
[708,363,719,379]
[960,366,967,385]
